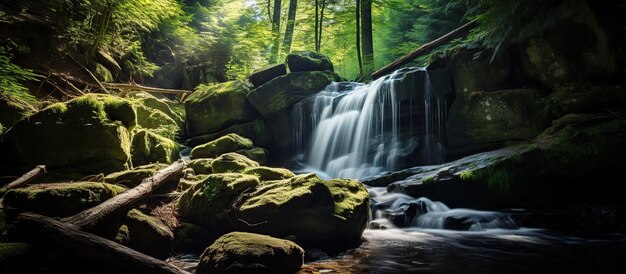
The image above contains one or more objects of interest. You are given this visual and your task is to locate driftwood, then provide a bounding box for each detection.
[0,165,46,194]
[370,19,478,80]
[13,212,190,274]
[65,161,184,230]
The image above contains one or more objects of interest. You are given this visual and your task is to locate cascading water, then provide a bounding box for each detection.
[292,67,447,180]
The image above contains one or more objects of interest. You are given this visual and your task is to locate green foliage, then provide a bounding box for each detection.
[0,46,39,102]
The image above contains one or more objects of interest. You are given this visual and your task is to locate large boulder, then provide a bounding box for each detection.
[134,104,180,139]
[185,81,257,137]
[196,232,304,274]
[104,163,167,187]
[246,71,341,119]
[177,173,260,231]
[446,89,548,158]
[131,129,179,166]
[185,158,214,175]
[113,209,174,259]
[242,166,295,181]
[2,94,135,174]
[211,153,260,173]
[185,119,272,148]
[248,63,287,88]
[191,133,254,159]
[129,92,184,129]
[376,115,626,209]
[0,92,36,131]
[2,182,126,217]
[237,173,370,247]
[286,51,334,72]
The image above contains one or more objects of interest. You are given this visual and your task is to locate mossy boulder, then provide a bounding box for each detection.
[186,158,214,175]
[131,129,179,166]
[185,81,257,137]
[2,182,126,217]
[236,147,268,164]
[104,163,167,187]
[2,94,135,174]
[286,51,334,72]
[211,153,260,173]
[196,232,304,274]
[191,133,254,159]
[185,119,272,148]
[114,209,174,259]
[237,173,370,247]
[0,92,37,130]
[134,104,180,139]
[177,173,260,231]
[128,92,184,128]
[381,116,626,209]
[246,71,341,119]
[248,63,287,88]
[173,222,213,253]
[446,89,548,158]
[243,166,294,181]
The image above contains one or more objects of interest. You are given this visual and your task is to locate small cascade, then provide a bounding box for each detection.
[292,67,447,179]
[369,188,518,231]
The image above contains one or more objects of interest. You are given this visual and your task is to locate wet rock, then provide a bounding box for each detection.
[248,63,287,88]
[286,51,334,72]
[131,129,179,166]
[196,232,304,274]
[383,201,428,227]
[2,182,126,217]
[191,133,254,159]
[185,80,257,137]
[445,46,513,98]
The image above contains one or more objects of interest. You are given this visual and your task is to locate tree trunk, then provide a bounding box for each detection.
[282,0,298,54]
[314,0,319,52]
[12,212,190,274]
[0,165,45,194]
[267,0,272,22]
[317,0,326,51]
[356,0,363,77]
[370,19,478,79]
[360,0,373,73]
[269,0,282,63]
[64,161,184,230]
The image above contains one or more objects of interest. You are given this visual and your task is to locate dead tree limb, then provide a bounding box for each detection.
[103,82,192,96]
[64,161,184,230]
[69,54,111,94]
[0,165,45,194]
[369,19,477,80]
[13,212,190,274]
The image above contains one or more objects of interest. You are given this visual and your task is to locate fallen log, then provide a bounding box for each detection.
[0,165,45,194]
[369,19,478,80]
[13,212,190,274]
[103,82,192,96]
[65,161,184,230]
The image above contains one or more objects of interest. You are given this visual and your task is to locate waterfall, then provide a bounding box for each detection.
[292,67,446,179]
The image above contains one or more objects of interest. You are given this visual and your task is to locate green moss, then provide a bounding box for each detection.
[236,147,268,164]
[191,133,254,159]
[131,129,180,166]
[196,232,304,274]
[104,168,157,187]
[242,166,295,181]
[2,182,126,217]
[177,173,260,229]
[128,92,184,128]
[322,178,370,221]
[186,158,214,175]
[0,92,37,129]
[95,63,113,82]
[211,152,259,173]
[459,169,474,181]
[422,176,436,185]
[134,104,179,138]
[286,51,334,72]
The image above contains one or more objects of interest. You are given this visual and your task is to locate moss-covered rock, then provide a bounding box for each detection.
[185,81,257,137]
[186,158,214,175]
[131,129,179,166]
[248,63,287,88]
[177,173,260,230]
[246,71,341,119]
[236,147,268,164]
[0,92,37,130]
[114,209,174,259]
[173,222,213,253]
[446,89,548,158]
[2,94,136,174]
[2,182,126,217]
[286,51,334,72]
[196,232,304,274]
[237,173,370,247]
[104,163,167,187]
[134,104,180,139]
[444,46,512,99]
[128,92,184,128]
[0,242,32,273]
[243,166,294,181]
[185,119,272,148]
[191,133,254,159]
[211,153,260,173]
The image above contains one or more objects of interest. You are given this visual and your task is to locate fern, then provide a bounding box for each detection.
[0,46,40,103]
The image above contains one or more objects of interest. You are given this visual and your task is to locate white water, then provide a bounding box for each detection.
[292,67,446,179]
